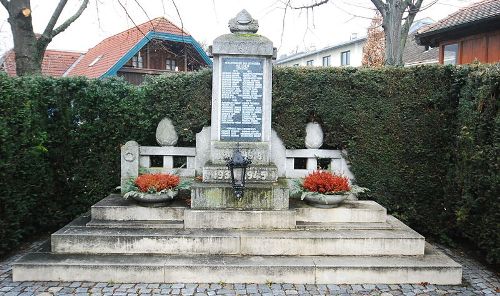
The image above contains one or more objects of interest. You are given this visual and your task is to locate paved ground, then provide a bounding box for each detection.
[0,239,498,295]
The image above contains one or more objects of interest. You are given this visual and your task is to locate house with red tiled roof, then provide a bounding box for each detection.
[1,17,211,84]
[415,0,500,65]
[68,17,211,84]
[0,49,83,77]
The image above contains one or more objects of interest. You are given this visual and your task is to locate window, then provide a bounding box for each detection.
[341,51,350,66]
[306,60,314,66]
[443,43,458,65]
[88,55,103,67]
[322,55,331,67]
[166,59,177,71]
[132,52,143,68]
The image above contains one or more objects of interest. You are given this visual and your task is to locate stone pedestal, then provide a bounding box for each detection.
[194,9,286,210]
[191,179,288,210]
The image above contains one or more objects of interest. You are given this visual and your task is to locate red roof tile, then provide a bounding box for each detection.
[1,49,82,77]
[68,17,189,78]
[418,0,500,35]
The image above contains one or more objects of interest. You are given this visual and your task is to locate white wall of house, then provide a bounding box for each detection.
[276,39,366,68]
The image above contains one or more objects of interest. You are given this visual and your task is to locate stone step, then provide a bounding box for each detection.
[296,221,393,230]
[291,199,387,223]
[184,209,296,229]
[51,216,425,256]
[13,243,461,284]
[91,194,187,221]
[87,219,184,229]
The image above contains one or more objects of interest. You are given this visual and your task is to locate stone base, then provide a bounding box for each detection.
[13,244,462,284]
[184,209,296,229]
[191,179,289,210]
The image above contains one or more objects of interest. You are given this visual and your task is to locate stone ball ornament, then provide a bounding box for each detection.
[156,118,178,146]
[305,122,324,149]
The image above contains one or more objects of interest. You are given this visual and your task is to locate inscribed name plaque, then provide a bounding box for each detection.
[220,57,264,142]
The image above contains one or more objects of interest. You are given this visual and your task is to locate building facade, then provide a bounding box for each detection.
[275,37,366,67]
[416,0,500,65]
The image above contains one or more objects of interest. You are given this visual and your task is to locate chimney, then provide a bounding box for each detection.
[350,33,358,40]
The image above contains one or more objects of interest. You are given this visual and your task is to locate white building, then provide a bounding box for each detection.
[276,36,366,67]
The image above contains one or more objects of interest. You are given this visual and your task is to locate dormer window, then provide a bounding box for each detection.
[132,52,143,68]
[89,55,103,67]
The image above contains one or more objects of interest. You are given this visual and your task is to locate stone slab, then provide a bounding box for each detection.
[13,244,461,284]
[50,216,424,256]
[202,163,278,183]
[91,194,186,221]
[191,180,289,210]
[292,199,387,223]
[87,220,184,229]
[314,244,462,284]
[296,221,394,230]
[184,209,296,229]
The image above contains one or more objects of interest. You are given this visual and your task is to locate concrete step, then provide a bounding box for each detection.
[13,243,461,284]
[184,209,296,229]
[296,221,393,230]
[90,194,187,221]
[291,199,387,223]
[87,219,184,229]
[51,216,425,256]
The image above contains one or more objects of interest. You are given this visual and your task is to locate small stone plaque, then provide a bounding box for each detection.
[220,57,264,142]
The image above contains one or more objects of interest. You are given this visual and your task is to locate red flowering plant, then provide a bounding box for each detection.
[124,173,190,200]
[291,170,368,203]
[302,171,351,194]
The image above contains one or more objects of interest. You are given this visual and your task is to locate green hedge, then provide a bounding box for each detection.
[0,65,498,264]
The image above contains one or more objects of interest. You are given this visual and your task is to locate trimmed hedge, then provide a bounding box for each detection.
[0,65,498,264]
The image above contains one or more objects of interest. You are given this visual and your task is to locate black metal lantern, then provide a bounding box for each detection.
[225,147,252,199]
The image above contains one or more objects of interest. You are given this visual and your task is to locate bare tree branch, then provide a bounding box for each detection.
[117,0,148,38]
[371,0,387,17]
[0,0,9,10]
[134,0,155,30]
[279,0,291,48]
[42,0,69,39]
[288,0,329,10]
[51,0,89,37]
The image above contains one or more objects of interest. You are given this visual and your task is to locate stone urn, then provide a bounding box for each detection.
[301,192,348,208]
[124,189,178,207]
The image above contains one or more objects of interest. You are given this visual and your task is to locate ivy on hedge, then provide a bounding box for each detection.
[0,65,498,265]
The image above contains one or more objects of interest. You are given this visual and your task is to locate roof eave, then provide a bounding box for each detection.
[100,31,212,78]
[416,16,500,46]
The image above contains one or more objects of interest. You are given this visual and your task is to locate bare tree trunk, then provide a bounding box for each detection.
[382,0,404,66]
[6,0,42,75]
[373,0,424,66]
[1,0,89,76]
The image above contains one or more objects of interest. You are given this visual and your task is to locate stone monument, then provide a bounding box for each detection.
[191,9,288,210]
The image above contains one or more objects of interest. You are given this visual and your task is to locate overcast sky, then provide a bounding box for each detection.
[0,0,475,57]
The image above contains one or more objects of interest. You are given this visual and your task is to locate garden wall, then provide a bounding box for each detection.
[0,65,498,264]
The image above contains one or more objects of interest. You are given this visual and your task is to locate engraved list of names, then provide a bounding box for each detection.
[220,57,264,141]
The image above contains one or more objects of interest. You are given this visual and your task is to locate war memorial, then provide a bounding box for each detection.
[12,10,462,285]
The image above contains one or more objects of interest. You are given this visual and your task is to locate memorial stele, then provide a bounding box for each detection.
[191,9,289,210]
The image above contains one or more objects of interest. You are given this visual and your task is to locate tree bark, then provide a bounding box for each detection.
[6,0,42,75]
[2,0,89,76]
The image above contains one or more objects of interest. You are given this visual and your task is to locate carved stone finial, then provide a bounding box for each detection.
[229,9,259,33]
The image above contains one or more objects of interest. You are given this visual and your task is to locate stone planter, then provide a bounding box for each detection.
[124,190,178,207]
[302,192,348,208]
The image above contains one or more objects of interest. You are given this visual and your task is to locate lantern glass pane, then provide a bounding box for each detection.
[233,167,244,186]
